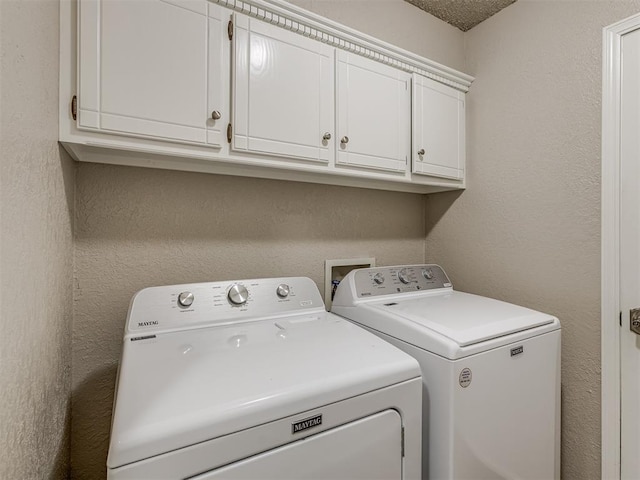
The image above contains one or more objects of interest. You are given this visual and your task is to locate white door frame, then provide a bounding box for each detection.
[602,12,640,480]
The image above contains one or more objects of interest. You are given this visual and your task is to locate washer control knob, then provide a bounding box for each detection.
[276,284,290,298]
[398,268,411,284]
[178,291,194,307]
[373,273,385,285]
[228,284,249,305]
[422,268,434,280]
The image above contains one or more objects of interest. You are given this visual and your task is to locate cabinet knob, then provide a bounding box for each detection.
[323,132,332,141]
[341,136,349,144]
[211,110,222,120]
[418,148,425,156]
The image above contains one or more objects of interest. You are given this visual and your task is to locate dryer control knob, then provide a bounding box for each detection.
[373,273,385,285]
[178,291,194,307]
[276,284,290,298]
[228,284,249,305]
[398,268,410,284]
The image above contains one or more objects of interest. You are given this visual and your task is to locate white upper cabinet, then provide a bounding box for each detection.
[77,0,226,147]
[232,14,334,163]
[63,0,473,193]
[412,74,465,180]
[336,51,411,173]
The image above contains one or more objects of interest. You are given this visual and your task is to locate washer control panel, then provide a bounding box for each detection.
[353,264,452,298]
[126,277,323,335]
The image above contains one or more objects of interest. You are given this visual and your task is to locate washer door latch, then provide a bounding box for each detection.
[631,308,640,335]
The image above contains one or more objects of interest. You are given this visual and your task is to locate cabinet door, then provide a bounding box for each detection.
[336,51,411,173]
[78,0,226,146]
[412,74,465,180]
[232,14,334,163]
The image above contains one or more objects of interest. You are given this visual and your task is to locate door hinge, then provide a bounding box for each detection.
[228,19,233,40]
[71,95,77,121]
[620,311,623,327]
[227,123,232,143]
[401,426,405,457]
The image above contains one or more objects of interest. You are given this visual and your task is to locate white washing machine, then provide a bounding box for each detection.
[331,265,561,480]
[107,276,422,479]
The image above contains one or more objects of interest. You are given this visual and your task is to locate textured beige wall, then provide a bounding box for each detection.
[0,0,75,479]
[426,1,640,478]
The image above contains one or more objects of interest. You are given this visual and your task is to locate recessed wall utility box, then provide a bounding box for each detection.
[324,258,375,311]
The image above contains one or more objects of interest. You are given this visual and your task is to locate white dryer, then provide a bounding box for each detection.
[107,276,422,479]
[331,265,561,480]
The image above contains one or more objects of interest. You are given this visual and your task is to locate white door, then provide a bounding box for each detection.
[412,74,465,180]
[619,23,640,480]
[77,0,226,146]
[192,410,403,479]
[231,14,334,163]
[336,51,410,173]
[603,12,640,479]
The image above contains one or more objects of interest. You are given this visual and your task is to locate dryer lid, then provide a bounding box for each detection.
[371,291,556,347]
[107,313,419,469]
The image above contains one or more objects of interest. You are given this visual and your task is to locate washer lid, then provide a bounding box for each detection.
[371,291,556,348]
[107,313,419,469]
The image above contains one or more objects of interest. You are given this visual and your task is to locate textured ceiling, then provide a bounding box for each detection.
[405,0,517,31]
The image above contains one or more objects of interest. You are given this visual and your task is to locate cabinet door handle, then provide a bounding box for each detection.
[341,136,349,144]
[211,110,222,120]
[323,132,332,140]
[418,148,425,156]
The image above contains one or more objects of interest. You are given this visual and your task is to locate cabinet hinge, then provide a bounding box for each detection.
[228,19,233,40]
[71,95,77,121]
[401,426,405,457]
[227,123,232,143]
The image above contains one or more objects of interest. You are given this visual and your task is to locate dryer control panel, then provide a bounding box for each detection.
[350,264,452,298]
[125,277,325,336]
